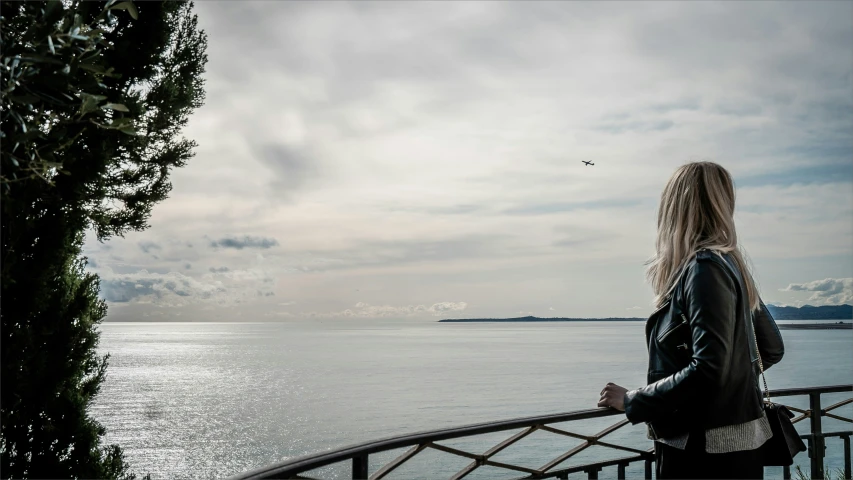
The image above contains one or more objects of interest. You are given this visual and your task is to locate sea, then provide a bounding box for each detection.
[91,319,853,480]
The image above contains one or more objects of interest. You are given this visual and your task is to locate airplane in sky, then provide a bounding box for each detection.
[582,160,594,166]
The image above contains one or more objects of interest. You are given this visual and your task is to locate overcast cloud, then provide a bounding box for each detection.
[782,278,853,306]
[83,1,853,321]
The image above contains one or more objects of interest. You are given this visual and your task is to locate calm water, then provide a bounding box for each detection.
[92,320,853,480]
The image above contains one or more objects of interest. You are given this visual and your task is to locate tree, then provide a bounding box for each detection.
[1,1,207,477]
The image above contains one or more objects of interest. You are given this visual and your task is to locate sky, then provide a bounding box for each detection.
[83,1,853,322]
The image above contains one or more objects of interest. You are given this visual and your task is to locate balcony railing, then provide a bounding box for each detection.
[225,384,852,480]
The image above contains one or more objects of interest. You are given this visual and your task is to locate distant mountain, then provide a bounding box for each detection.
[439,316,645,323]
[765,304,852,320]
[440,305,853,323]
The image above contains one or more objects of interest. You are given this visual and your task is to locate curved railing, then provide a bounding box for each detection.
[226,385,852,480]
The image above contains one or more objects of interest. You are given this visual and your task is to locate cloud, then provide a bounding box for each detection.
[503,198,646,216]
[214,267,277,284]
[85,2,852,321]
[255,143,322,194]
[427,301,469,314]
[713,100,764,117]
[284,235,527,273]
[209,266,230,273]
[386,204,484,216]
[593,119,676,135]
[96,266,277,307]
[209,236,279,250]
[781,278,853,305]
[646,97,702,113]
[305,301,468,318]
[98,268,228,307]
[627,306,643,310]
[138,241,162,254]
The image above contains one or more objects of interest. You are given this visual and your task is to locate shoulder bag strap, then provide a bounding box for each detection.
[750,311,773,405]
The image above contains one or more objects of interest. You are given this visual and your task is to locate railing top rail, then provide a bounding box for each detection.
[225,384,852,480]
[227,408,618,480]
[766,384,852,397]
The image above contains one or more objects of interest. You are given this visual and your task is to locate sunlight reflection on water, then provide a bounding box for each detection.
[91,320,853,479]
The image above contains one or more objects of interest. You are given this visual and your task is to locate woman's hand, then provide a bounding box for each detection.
[598,382,627,411]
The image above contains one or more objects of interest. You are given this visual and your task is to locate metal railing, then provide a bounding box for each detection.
[226,385,852,480]
[772,385,853,480]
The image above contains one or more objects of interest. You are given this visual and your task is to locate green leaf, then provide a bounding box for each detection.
[79,64,106,74]
[17,54,64,66]
[119,127,138,136]
[79,93,108,102]
[109,1,139,20]
[101,103,129,112]
[108,117,132,128]
[47,35,56,55]
[9,95,41,105]
[79,96,101,115]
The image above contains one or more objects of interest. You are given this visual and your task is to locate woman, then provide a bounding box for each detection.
[597,161,785,479]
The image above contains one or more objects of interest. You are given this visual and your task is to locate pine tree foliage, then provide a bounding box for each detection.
[1,1,207,478]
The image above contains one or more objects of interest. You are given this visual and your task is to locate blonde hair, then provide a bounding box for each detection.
[644,161,760,312]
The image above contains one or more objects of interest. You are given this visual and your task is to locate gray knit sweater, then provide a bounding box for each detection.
[647,412,773,453]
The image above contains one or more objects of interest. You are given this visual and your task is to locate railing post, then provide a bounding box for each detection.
[843,434,851,480]
[585,466,600,479]
[809,393,825,479]
[645,458,653,480]
[617,462,627,480]
[352,453,368,479]
[783,464,791,480]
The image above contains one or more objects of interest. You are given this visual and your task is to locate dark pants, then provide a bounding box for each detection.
[654,430,764,479]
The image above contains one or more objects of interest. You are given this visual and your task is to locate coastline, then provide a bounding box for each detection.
[439,316,852,329]
[438,317,645,323]
[776,322,852,330]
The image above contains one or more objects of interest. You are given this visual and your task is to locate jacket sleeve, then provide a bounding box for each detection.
[623,260,737,425]
[753,298,784,369]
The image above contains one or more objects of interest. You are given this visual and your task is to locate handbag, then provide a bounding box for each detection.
[750,316,807,466]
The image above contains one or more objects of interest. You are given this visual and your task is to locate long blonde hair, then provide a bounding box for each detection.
[644,161,760,312]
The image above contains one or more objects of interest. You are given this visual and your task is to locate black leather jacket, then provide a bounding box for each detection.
[623,249,785,439]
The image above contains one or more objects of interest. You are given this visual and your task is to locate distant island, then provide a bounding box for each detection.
[440,304,852,323]
[439,316,645,323]
[765,304,852,320]
[777,322,851,330]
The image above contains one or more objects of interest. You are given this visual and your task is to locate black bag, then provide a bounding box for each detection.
[750,319,807,466]
[758,402,807,466]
